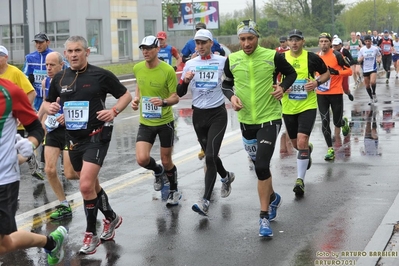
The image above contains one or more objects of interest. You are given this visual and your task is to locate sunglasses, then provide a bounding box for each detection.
[140,46,156,51]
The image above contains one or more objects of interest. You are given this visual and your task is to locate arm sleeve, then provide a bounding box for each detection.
[11,81,38,127]
[221,58,235,100]
[177,81,189,97]
[343,49,354,64]
[274,53,297,91]
[308,52,328,79]
[181,41,192,57]
[46,73,61,102]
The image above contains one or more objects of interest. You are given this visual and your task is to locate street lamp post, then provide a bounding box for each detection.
[373,0,376,30]
[253,0,256,22]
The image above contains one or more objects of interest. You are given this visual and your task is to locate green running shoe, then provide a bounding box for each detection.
[47,226,68,265]
[324,147,335,161]
[342,117,350,136]
[50,205,72,220]
[293,178,305,196]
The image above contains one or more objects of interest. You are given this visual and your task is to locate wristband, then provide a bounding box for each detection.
[316,80,322,87]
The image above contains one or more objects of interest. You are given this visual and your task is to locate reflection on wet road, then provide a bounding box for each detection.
[3,73,399,265]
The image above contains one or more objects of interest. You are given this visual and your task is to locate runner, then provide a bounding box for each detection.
[132,35,182,207]
[46,36,131,254]
[332,38,355,101]
[177,29,235,215]
[348,32,362,88]
[392,33,399,78]
[0,77,67,265]
[378,30,394,83]
[222,20,297,237]
[156,31,182,70]
[357,35,382,105]
[316,32,352,161]
[282,29,330,196]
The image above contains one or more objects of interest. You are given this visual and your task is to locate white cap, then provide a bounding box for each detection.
[356,32,361,36]
[194,29,213,41]
[139,36,159,49]
[333,34,338,38]
[0,45,8,56]
[332,38,342,45]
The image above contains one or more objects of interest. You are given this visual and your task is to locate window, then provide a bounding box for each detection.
[0,24,24,50]
[144,20,156,36]
[86,20,102,54]
[39,21,70,48]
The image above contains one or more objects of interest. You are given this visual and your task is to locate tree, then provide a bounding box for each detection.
[339,0,399,34]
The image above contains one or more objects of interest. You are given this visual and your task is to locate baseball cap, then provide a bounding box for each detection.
[0,45,8,56]
[356,32,361,36]
[367,30,372,33]
[139,35,159,49]
[32,32,49,42]
[288,29,304,39]
[363,35,372,41]
[383,29,389,33]
[332,38,342,45]
[333,34,338,38]
[279,36,287,42]
[319,32,332,41]
[195,22,207,30]
[237,19,260,37]
[156,31,167,40]
[194,29,213,41]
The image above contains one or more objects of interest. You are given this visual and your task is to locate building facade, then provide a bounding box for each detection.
[0,0,163,64]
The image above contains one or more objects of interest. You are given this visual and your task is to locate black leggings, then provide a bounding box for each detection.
[241,120,281,180]
[317,94,345,147]
[192,105,228,200]
[382,54,392,73]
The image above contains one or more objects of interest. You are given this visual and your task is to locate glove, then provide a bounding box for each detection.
[328,67,339,75]
[173,66,177,71]
[15,134,34,158]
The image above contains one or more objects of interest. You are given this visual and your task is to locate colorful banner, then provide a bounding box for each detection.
[167,1,219,31]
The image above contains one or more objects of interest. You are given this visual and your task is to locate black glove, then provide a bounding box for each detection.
[328,67,339,75]
[173,66,177,71]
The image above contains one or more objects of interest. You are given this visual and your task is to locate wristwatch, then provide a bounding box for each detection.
[316,80,322,87]
[162,100,168,107]
[112,107,120,116]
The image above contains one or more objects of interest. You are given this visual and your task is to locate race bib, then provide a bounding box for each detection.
[317,79,331,92]
[242,137,257,161]
[44,114,60,133]
[288,79,307,100]
[383,44,391,52]
[63,101,89,130]
[194,65,218,89]
[33,69,47,84]
[142,96,162,119]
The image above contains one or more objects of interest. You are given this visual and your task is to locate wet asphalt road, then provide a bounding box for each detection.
[2,72,399,266]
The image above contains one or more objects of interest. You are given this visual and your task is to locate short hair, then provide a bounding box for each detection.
[64,36,89,50]
[47,51,63,64]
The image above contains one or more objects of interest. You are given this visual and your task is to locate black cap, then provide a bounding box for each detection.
[32,32,49,42]
[384,29,389,33]
[195,22,207,30]
[288,29,303,39]
[279,36,287,42]
[364,35,372,41]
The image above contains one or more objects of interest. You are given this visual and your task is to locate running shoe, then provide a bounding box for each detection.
[307,143,313,170]
[368,99,373,106]
[324,147,335,161]
[220,172,235,198]
[373,94,378,103]
[39,162,45,171]
[46,226,68,265]
[100,215,123,241]
[166,190,182,207]
[342,117,350,136]
[79,232,101,254]
[153,165,165,191]
[293,178,305,196]
[50,205,72,220]
[192,199,209,216]
[27,154,45,180]
[268,193,282,221]
[198,149,205,160]
[386,79,389,84]
[259,218,273,237]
